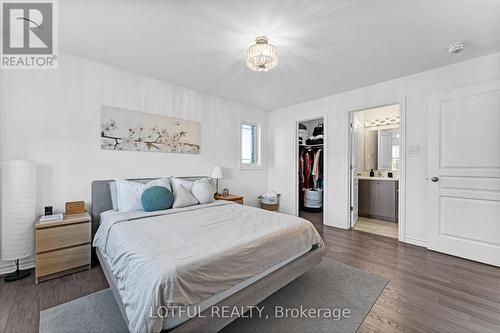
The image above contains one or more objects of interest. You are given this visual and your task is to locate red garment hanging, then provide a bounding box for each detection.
[304,150,312,189]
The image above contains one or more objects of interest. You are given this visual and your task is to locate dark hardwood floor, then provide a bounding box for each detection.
[0,259,108,333]
[1,225,499,333]
[299,209,323,226]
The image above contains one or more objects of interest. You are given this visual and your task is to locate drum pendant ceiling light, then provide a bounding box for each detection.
[246,36,278,72]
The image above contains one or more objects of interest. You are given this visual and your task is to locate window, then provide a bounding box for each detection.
[240,121,261,168]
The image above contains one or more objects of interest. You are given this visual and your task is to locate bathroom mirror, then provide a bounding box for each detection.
[377,129,399,170]
[363,129,400,171]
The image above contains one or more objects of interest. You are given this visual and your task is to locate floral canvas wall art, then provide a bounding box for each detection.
[100,106,201,154]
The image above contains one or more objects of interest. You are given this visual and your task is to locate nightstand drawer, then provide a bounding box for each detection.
[36,222,90,253]
[36,244,90,277]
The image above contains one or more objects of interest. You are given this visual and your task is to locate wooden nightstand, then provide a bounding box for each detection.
[214,194,244,205]
[35,212,91,284]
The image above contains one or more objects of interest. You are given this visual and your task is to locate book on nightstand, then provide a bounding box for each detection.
[39,213,64,223]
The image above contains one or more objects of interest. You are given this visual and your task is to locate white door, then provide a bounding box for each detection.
[350,119,360,226]
[428,81,500,266]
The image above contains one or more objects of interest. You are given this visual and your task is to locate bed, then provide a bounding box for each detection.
[91,178,324,333]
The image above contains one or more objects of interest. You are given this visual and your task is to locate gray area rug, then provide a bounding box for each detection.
[39,288,128,333]
[40,258,387,333]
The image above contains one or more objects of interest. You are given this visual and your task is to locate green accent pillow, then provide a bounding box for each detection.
[141,186,173,212]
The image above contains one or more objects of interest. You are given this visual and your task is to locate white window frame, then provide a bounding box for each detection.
[239,120,262,170]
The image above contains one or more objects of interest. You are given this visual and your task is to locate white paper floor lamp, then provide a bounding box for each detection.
[1,160,36,282]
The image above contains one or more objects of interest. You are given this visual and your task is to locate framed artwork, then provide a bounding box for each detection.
[100,106,201,154]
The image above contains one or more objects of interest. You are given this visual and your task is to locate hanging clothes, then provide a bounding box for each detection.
[298,121,324,210]
[312,149,323,188]
[299,152,305,184]
[304,149,312,189]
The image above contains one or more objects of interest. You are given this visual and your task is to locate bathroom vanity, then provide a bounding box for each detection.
[358,177,398,222]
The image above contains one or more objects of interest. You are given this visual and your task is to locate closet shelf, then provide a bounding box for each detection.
[299,144,324,148]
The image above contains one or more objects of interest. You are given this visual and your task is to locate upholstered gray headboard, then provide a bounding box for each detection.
[90,177,210,236]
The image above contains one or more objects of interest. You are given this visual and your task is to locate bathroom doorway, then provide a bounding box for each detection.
[348,104,405,239]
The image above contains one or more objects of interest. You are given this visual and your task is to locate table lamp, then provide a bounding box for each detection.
[211,166,223,195]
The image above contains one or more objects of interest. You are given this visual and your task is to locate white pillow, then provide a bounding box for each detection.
[115,178,171,212]
[191,181,215,204]
[170,177,210,190]
[171,178,194,192]
[172,182,199,208]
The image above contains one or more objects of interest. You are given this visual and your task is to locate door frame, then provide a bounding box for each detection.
[294,115,327,225]
[346,98,407,242]
[349,114,361,226]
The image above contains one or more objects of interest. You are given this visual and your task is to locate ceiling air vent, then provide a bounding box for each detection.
[448,42,465,55]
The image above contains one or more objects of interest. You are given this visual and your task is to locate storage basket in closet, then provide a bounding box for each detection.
[303,189,323,208]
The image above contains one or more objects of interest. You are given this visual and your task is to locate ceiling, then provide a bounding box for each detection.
[59,0,500,110]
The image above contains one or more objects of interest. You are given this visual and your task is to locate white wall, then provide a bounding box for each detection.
[1,51,499,274]
[0,53,268,272]
[268,52,500,246]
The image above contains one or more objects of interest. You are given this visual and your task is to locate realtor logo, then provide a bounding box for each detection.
[1,0,58,69]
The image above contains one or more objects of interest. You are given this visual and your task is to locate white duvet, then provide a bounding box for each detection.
[93,201,324,333]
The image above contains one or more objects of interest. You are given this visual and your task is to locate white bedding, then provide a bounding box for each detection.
[93,201,324,333]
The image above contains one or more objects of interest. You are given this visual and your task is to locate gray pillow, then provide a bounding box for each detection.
[109,181,118,211]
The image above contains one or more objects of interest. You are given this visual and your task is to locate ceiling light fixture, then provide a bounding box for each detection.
[246,36,278,72]
[448,42,465,55]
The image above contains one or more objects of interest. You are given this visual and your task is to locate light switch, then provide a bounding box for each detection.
[408,145,420,154]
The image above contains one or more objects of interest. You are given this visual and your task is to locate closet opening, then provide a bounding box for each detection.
[297,117,325,229]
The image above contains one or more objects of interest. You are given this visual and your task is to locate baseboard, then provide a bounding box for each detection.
[403,237,427,248]
[325,220,349,229]
[0,257,35,275]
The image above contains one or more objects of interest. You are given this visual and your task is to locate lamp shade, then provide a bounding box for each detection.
[1,160,36,261]
[211,166,223,179]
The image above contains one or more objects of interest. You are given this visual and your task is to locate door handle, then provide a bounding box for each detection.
[431,176,439,182]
